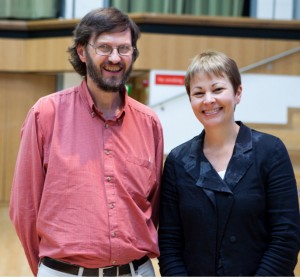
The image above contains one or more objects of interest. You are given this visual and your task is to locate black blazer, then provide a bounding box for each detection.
[158,122,300,276]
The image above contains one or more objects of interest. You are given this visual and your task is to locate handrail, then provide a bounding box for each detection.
[150,46,300,109]
[239,46,300,73]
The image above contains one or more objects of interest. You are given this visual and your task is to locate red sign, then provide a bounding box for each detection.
[155,74,185,86]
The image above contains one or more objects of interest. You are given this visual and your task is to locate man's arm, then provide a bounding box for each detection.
[9,106,45,276]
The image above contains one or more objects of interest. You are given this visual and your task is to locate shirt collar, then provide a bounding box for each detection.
[79,79,127,121]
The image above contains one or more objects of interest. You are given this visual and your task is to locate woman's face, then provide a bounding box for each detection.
[189,71,242,129]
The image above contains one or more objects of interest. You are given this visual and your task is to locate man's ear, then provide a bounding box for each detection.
[77,45,86,63]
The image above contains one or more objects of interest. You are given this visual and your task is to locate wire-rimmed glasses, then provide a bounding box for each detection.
[87,43,135,56]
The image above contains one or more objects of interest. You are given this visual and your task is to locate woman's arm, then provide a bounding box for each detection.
[158,153,188,276]
[256,137,300,276]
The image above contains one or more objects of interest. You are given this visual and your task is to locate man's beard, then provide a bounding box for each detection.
[86,50,132,92]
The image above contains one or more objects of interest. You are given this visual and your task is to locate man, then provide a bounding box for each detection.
[9,7,163,277]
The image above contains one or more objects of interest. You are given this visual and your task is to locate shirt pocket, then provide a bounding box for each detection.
[123,154,152,200]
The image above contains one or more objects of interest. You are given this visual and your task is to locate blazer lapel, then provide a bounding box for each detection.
[183,123,254,208]
[225,122,253,191]
[183,131,232,208]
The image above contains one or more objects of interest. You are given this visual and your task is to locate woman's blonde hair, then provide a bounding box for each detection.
[185,50,241,96]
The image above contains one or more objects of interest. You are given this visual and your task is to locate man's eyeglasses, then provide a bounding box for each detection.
[87,43,135,56]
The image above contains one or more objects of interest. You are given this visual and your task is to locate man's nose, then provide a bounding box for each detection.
[108,49,121,63]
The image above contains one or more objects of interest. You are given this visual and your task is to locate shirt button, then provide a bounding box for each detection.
[109,203,115,209]
[112,261,117,265]
[111,231,116,237]
[106,177,111,182]
[105,123,109,128]
[230,236,237,243]
[105,150,110,155]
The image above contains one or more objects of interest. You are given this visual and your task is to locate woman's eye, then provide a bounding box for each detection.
[214,87,223,93]
[192,92,204,97]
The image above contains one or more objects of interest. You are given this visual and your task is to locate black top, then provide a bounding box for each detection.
[158,121,300,276]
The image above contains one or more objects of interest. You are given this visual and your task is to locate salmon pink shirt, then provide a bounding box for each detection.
[9,80,164,276]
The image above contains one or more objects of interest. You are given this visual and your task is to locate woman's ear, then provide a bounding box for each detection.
[235,85,242,105]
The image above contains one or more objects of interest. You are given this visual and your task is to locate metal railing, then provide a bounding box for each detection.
[239,46,300,72]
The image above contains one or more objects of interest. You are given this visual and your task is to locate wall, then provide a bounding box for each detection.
[0,73,56,204]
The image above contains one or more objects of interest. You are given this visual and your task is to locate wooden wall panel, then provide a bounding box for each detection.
[0,83,5,203]
[0,39,26,72]
[135,33,300,74]
[0,35,299,75]
[24,38,74,72]
[0,73,56,204]
[247,40,300,74]
[0,38,73,72]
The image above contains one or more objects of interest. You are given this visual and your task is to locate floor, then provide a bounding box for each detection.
[1,205,299,277]
[0,206,32,276]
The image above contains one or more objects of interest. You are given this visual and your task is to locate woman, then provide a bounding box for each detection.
[158,50,300,276]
